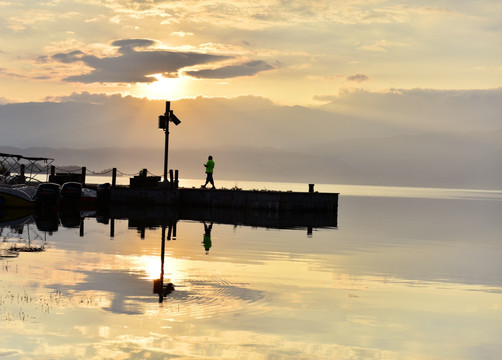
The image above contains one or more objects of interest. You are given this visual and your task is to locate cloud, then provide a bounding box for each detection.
[52,50,85,64]
[111,39,156,53]
[0,67,26,79]
[312,94,337,102]
[357,40,410,52]
[346,74,370,83]
[171,31,194,37]
[319,87,502,132]
[0,97,12,105]
[185,60,274,79]
[51,39,233,83]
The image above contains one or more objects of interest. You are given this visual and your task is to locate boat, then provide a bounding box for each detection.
[60,182,97,206]
[1,152,54,209]
[60,182,81,204]
[0,186,37,208]
[34,182,60,206]
[1,153,97,209]
[81,186,98,205]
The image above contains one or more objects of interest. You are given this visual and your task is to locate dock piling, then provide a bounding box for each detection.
[81,167,86,186]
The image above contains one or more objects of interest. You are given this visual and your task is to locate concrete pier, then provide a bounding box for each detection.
[179,188,338,212]
[108,186,338,213]
[110,186,178,205]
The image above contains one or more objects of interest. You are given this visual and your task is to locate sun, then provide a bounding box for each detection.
[132,254,183,283]
[137,73,189,100]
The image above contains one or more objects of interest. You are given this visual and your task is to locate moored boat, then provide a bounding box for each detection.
[60,182,82,204]
[60,182,97,206]
[81,187,98,205]
[0,186,37,208]
[35,183,60,207]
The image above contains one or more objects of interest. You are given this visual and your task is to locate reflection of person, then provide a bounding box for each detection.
[201,155,215,189]
[202,221,213,254]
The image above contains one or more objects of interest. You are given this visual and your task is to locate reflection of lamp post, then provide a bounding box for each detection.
[158,101,181,183]
[153,223,175,303]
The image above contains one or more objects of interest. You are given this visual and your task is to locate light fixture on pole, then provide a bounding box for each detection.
[158,101,181,182]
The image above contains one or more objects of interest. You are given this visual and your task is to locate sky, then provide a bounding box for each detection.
[1,0,502,188]
[0,0,500,106]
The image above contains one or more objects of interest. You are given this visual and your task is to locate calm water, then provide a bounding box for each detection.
[1,181,502,359]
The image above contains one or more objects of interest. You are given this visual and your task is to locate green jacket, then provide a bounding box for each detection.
[205,159,215,173]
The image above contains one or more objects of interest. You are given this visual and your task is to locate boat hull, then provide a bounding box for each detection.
[0,187,36,208]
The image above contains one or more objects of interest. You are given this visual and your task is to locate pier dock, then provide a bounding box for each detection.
[108,185,339,212]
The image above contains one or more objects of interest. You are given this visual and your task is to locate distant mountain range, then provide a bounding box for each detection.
[3,127,502,190]
[2,93,502,190]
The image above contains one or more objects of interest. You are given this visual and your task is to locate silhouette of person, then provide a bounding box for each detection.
[202,155,215,189]
[202,221,213,254]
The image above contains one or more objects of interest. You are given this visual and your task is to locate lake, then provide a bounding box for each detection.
[1,180,502,360]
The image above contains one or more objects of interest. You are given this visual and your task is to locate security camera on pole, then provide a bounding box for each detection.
[158,101,181,183]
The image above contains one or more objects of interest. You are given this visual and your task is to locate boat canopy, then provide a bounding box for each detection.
[0,152,54,184]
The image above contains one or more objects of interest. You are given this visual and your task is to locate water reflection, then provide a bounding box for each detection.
[153,224,175,303]
[0,204,338,307]
[2,193,502,359]
[202,221,213,254]
[0,211,47,258]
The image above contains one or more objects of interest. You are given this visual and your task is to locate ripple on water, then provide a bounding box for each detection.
[155,276,267,319]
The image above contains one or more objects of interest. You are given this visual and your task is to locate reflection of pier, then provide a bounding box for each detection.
[102,202,337,237]
[0,207,91,239]
[1,200,338,240]
[1,203,337,304]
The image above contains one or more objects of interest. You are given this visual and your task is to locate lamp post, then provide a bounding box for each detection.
[158,101,181,182]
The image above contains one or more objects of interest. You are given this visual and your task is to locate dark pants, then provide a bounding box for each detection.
[204,172,214,187]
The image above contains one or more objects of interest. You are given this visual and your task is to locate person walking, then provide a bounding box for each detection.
[202,155,215,189]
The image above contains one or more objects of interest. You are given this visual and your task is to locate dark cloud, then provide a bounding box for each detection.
[111,39,156,54]
[52,50,85,64]
[185,60,274,79]
[51,39,233,83]
[346,73,369,82]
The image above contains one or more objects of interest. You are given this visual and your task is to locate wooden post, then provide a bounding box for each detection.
[79,217,84,237]
[50,166,55,176]
[169,169,174,187]
[167,225,172,240]
[174,170,179,189]
[309,184,315,193]
[20,164,25,177]
[81,167,86,185]
[112,168,117,188]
